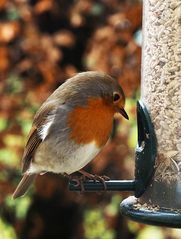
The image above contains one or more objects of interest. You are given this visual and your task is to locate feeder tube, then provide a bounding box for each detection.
[140,0,181,208]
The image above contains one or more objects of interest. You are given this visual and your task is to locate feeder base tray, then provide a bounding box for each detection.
[120,196,181,228]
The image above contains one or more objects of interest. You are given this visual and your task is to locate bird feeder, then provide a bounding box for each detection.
[69,0,181,228]
[121,0,181,227]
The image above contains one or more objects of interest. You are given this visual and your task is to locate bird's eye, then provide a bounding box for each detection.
[113,92,121,102]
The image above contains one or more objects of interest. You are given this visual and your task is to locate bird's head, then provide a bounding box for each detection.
[88,71,129,120]
[62,71,129,120]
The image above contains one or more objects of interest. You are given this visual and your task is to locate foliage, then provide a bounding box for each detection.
[0,218,17,239]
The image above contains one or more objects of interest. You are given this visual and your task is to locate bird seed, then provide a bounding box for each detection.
[141,0,181,182]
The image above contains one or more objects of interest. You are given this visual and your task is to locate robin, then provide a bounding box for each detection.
[13,71,128,199]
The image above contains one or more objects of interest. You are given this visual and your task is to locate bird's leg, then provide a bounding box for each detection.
[78,169,110,190]
[78,169,110,181]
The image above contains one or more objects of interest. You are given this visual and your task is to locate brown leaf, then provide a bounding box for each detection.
[0,21,20,43]
[0,47,9,73]
[34,0,53,14]
[53,30,76,48]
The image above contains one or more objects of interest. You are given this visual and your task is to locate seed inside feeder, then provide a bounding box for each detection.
[140,0,181,208]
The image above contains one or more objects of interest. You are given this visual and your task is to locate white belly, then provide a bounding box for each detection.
[63,142,100,174]
[29,140,101,175]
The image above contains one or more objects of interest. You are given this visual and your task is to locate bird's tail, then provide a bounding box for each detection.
[13,173,37,199]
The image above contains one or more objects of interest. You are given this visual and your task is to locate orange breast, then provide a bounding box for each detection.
[67,98,115,147]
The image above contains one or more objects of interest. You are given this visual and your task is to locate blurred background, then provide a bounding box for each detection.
[0,0,180,238]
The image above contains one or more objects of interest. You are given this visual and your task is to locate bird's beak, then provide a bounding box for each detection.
[118,108,129,120]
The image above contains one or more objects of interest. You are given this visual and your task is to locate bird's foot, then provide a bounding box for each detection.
[63,173,85,192]
[64,171,110,191]
[78,169,110,190]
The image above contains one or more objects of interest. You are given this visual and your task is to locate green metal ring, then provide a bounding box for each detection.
[121,196,181,228]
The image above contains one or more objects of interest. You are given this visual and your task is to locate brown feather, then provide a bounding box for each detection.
[21,102,56,173]
[12,173,36,199]
[22,128,42,173]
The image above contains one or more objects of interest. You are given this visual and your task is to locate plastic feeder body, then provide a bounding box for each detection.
[141,0,181,209]
[121,0,181,228]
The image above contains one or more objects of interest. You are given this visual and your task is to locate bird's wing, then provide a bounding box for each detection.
[21,102,56,173]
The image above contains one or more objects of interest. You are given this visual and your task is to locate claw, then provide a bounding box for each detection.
[78,170,110,191]
[71,178,80,187]
[64,171,110,192]
[64,173,85,192]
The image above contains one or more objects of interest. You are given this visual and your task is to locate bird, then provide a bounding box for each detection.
[13,71,129,199]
